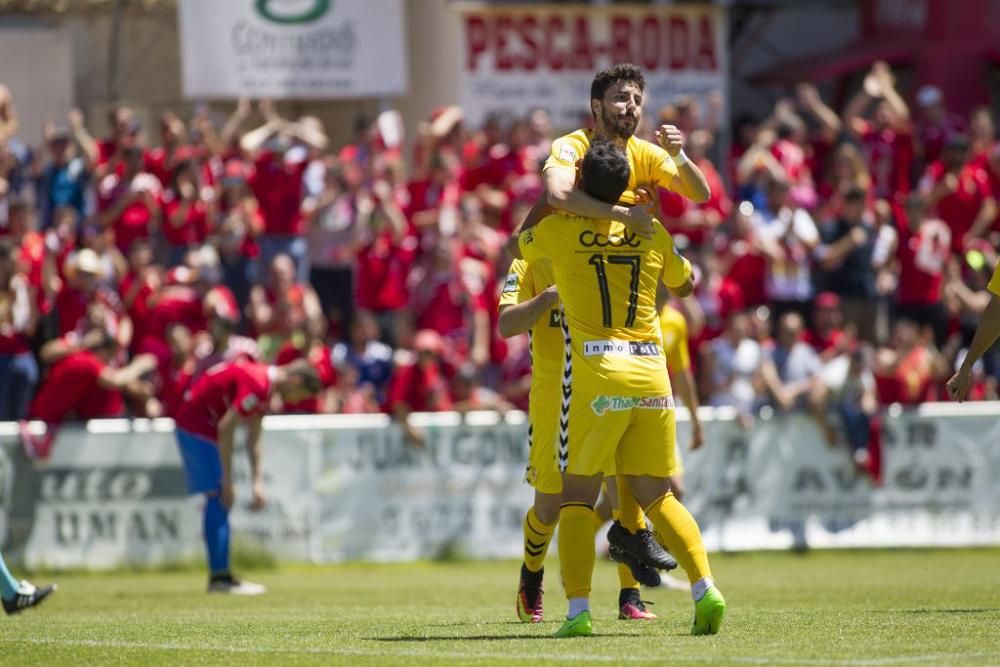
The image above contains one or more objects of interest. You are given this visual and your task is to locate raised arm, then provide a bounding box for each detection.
[656,125,710,203]
[68,108,99,166]
[796,83,842,138]
[220,98,252,148]
[842,88,873,139]
[872,62,910,127]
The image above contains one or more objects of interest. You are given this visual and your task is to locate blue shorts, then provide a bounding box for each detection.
[175,429,223,494]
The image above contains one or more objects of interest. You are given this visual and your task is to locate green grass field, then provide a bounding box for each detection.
[2,549,999,666]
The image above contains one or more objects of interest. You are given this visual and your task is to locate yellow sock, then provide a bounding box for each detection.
[610,509,641,591]
[615,477,647,533]
[523,507,556,573]
[645,492,712,584]
[558,503,597,600]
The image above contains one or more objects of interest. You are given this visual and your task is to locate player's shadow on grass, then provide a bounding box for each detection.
[374,632,641,642]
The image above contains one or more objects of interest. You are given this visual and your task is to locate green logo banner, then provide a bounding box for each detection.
[255,0,331,24]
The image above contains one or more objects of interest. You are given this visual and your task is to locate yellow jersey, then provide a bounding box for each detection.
[519,214,692,397]
[659,304,691,374]
[543,129,679,206]
[498,258,562,391]
[988,263,1000,296]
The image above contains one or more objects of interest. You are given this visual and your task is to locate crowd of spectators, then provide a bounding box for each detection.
[2,60,1000,461]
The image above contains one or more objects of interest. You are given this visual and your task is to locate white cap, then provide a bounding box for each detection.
[917,85,943,108]
[72,248,102,275]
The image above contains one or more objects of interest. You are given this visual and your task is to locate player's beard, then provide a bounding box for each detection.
[600,105,638,142]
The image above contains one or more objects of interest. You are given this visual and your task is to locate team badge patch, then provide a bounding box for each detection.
[502,273,519,293]
[558,143,577,163]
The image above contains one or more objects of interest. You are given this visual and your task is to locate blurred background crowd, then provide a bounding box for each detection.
[2,54,999,454]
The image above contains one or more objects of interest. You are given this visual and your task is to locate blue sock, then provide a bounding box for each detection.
[204,495,231,576]
[0,550,20,600]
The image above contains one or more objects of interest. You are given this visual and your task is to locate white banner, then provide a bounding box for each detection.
[684,410,1000,551]
[178,0,408,99]
[308,412,531,562]
[456,4,728,128]
[1,406,999,569]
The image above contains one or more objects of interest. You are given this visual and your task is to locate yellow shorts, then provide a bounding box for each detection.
[559,391,678,478]
[674,442,685,477]
[524,386,562,495]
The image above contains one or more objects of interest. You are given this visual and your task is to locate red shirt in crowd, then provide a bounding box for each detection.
[29,349,123,423]
[385,360,453,414]
[659,160,731,247]
[159,358,194,420]
[249,152,307,236]
[970,151,1000,229]
[120,269,158,350]
[356,232,418,312]
[896,215,952,306]
[875,346,935,405]
[174,360,272,442]
[858,121,913,200]
[412,267,490,347]
[56,284,126,337]
[161,193,210,247]
[145,145,198,186]
[98,173,162,252]
[803,328,846,355]
[722,234,767,308]
[135,286,213,366]
[14,231,58,315]
[921,161,992,253]
[275,342,336,414]
[405,179,461,225]
[0,325,30,355]
[918,115,967,166]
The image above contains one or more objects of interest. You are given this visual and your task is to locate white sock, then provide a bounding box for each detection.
[567,597,590,618]
[691,577,714,602]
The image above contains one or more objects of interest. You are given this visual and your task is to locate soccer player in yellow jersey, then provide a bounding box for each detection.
[655,294,706,591]
[499,257,664,623]
[599,295,705,519]
[947,262,1000,400]
[520,63,710,236]
[659,292,706,488]
[511,63,710,586]
[497,257,561,623]
[516,140,725,638]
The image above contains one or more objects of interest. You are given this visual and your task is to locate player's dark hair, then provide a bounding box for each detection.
[580,140,630,205]
[591,64,645,104]
[283,359,323,394]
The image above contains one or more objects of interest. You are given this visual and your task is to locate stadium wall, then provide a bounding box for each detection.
[1,406,998,570]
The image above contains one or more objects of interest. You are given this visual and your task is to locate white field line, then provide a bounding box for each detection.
[5,637,999,666]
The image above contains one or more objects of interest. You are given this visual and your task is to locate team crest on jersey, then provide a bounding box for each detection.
[558,143,577,163]
[522,230,534,245]
[502,273,519,293]
[240,394,260,412]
